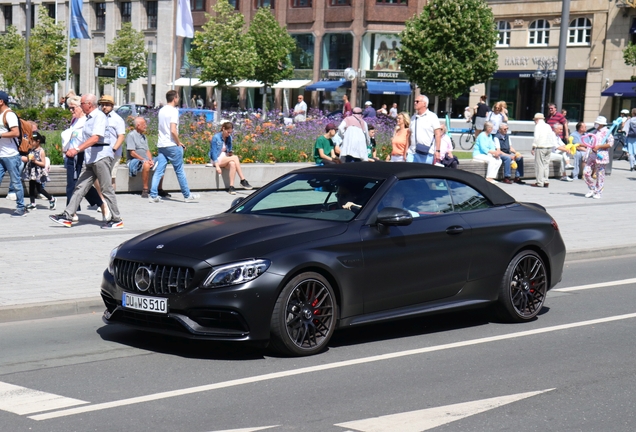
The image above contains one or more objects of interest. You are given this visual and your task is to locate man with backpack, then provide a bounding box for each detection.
[0,91,27,217]
[624,108,636,171]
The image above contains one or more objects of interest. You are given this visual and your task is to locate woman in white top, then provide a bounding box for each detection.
[338,107,370,162]
[487,101,508,136]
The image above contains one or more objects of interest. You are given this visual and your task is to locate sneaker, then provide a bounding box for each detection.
[593,193,601,199]
[148,196,162,203]
[25,203,36,211]
[585,191,594,198]
[11,208,26,218]
[49,197,57,210]
[102,219,124,230]
[49,213,72,227]
[228,186,236,195]
[158,189,171,198]
[565,164,575,169]
[71,214,79,224]
[184,193,200,203]
[240,179,253,189]
[141,189,149,199]
[561,176,573,182]
[206,162,215,167]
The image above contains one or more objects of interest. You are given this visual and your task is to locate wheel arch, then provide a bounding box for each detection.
[510,244,552,289]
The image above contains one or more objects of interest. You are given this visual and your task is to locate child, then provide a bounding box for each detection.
[23,131,56,211]
[367,124,379,161]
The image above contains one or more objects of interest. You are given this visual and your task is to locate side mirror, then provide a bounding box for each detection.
[231,197,245,208]
[377,207,413,226]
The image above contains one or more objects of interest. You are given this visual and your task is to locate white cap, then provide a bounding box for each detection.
[365,101,372,106]
[621,109,630,114]
[594,116,607,125]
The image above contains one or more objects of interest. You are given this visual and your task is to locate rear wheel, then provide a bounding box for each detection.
[496,251,547,322]
[460,132,475,150]
[270,272,337,356]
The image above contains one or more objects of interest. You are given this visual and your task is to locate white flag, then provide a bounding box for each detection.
[176,0,194,38]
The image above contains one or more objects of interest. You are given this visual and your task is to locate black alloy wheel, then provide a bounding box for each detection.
[496,251,547,322]
[270,272,337,356]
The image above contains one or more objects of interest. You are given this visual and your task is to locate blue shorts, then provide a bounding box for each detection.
[128,158,156,177]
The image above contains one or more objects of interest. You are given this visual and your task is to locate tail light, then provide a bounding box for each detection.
[551,219,559,231]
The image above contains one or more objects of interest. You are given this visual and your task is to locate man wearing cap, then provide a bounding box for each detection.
[49,93,125,229]
[314,123,339,165]
[98,95,126,193]
[0,90,27,217]
[292,95,307,123]
[583,116,613,199]
[409,95,441,164]
[546,103,568,141]
[531,113,554,188]
[362,101,376,118]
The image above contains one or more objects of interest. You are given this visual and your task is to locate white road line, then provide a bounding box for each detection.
[335,389,555,432]
[29,312,636,421]
[207,427,279,432]
[553,278,636,292]
[0,382,88,415]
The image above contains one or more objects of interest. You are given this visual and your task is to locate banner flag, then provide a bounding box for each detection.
[70,0,90,39]
[176,0,194,38]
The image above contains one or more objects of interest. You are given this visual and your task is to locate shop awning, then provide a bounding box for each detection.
[601,82,636,97]
[232,80,264,88]
[168,78,201,86]
[366,81,412,95]
[197,81,218,87]
[305,80,351,92]
[272,79,312,89]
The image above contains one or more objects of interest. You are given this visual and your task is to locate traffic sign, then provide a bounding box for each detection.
[117,66,128,79]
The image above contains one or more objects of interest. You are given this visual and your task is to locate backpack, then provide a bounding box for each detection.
[628,118,636,138]
[2,109,33,156]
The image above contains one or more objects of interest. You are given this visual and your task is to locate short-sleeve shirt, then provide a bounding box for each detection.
[409,110,441,154]
[106,112,126,158]
[158,105,179,148]
[126,130,149,160]
[0,110,19,158]
[83,109,111,164]
[546,112,567,139]
[314,135,334,164]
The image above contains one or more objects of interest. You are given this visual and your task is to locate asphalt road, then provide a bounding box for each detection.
[1,254,636,432]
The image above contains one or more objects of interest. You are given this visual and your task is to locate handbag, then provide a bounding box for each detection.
[415,142,433,155]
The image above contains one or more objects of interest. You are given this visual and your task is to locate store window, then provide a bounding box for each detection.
[376,0,407,4]
[529,19,550,46]
[291,0,312,6]
[191,0,205,11]
[371,34,401,71]
[120,2,131,23]
[496,21,510,47]
[95,3,106,31]
[322,33,354,70]
[568,17,591,46]
[291,34,315,69]
[146,1,158,29]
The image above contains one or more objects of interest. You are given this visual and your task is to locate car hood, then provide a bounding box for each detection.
[119,213,347,264]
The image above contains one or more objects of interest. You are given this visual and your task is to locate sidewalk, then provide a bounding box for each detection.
[2,159,635,323]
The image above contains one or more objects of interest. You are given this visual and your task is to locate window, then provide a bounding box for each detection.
[95,3,106,31]
[191,0,205,11]
[255,0,274,8]
[322,33,354,69]
[376,0,407,4]
[568,17,591,46]
[379,179,454,217]
[496,21,510,47]
[29,2,35,28]
[146,1,157,29]
[228,0,239,9]
[120,2,131,23]
[3,5,12,28]
[329,0,350,5]
[46,3,56,19]
[291,0,312,6]
[447,180,491,211]
[291,34,314,69]
[529,19,550,46]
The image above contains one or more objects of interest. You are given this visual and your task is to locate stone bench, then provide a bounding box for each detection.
[457,158,563,180]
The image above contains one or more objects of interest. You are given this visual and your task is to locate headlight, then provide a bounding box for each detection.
[202,259,270,289]
[108,246,120,275]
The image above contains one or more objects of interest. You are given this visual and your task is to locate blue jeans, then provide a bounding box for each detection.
[8,160,24,194]
[412,152,433,164]
[150,146,191,198]
[500,153,524,178]
[0,154,25,211]
[627,136,636,168]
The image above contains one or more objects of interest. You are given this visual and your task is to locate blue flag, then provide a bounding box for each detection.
[70,0,90,39]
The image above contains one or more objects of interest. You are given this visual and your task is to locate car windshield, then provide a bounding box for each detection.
[232,173,384,222]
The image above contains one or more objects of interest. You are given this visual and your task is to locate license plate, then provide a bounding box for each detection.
[122,292,168,314]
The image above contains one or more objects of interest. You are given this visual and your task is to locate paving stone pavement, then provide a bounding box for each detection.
[1,160,635,322]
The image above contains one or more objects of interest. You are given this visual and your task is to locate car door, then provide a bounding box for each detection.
[359,178,473,314]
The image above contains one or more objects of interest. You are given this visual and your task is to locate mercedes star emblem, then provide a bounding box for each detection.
[134,266,154,292]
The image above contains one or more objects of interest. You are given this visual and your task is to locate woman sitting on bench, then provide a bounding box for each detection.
[209,121,253,195]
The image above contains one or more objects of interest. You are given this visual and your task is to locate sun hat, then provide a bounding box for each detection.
[621,109,630,114]
[594,116,607,125]
[364,101,372,106]
[533,113,545,120]
[98,95,115,105]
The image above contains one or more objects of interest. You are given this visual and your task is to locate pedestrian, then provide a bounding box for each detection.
[531,113,554,188]
[314,123,339,165]
[23,131,56,211]
[494,123,524,184]
[390,112,410,162]
[569,121,588,180]
[623,108,636,171]
[98,95,125,196]
[292,95,307,123]
[362,101,376,118]
[367,124,379,161]
[473,95,490,138]
[472,121,502,183]
[389,103,398,119]
[126,117,166,198]
[376,104,388,116]
[342,95,352,117]
[408,95,442,164]
[550,124,574,182]
[438,124,459,169]
[583,116,613,199]
[196,95,204,109]
[149,90,200,203]
[49,93,124,229]
[546,103,569,141]
[338,107,370,162]
[0,90,27,217]
[486,101,508,136]
[209,121,252,195]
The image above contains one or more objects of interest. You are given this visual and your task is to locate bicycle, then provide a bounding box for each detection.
[459,125,476,150]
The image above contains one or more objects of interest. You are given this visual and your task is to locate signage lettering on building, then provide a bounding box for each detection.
[364,70,408,81]
[504,56,559,67]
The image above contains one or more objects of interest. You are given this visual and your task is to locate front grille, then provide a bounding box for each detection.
[114,259,194,295]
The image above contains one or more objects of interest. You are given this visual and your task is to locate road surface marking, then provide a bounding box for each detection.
[29,312,636,421]
[0,381,88,415]
[208,427,278,432]
[335,389,554,431]
[553,277,636,292]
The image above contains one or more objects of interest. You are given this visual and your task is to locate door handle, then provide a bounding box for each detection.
[446,226,464,235]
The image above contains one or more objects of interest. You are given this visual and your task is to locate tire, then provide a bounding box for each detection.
[495,250,547,322]
[269,272,337,356]
[460,132,475,150]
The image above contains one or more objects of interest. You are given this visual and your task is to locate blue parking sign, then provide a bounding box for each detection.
[117,66,128,79]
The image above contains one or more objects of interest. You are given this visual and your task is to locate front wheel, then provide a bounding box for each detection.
[459,132,475,150]
[270,272,337,356]
[495,250,547,322]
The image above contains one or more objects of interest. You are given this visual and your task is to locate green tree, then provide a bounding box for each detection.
[0,9,72,106]
[190,0,257,117]
[398,0,498,112]
[102,22,147,91]
[247,7,296,118]
[623,42,636,81]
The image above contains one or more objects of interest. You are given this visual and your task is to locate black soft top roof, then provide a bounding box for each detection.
[291,162,516,206]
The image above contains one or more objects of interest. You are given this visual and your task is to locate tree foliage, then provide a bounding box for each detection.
[624,42,636,79]
[0,9,72,106]
[190,0,257,88]
[398,0,498,99]
[102,22,148,87]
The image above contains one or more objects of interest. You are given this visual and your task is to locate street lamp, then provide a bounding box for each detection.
[533,58,558,114]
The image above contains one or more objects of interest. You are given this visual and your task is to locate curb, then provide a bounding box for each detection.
[565,244,636,262]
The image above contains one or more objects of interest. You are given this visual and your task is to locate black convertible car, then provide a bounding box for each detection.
[101,163,566,356]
